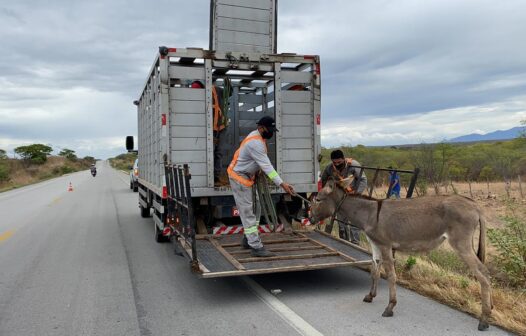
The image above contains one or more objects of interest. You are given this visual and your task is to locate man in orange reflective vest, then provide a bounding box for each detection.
[228,116,295,257]
[321,149,367,243]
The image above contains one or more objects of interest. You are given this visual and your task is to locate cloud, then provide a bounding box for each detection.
[322,95,526,147]
[0,0,525,158]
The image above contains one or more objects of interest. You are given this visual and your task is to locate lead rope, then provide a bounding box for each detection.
[324,193,348,234]
[255,173,279,231]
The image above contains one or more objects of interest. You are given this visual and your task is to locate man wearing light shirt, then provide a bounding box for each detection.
[228,116,295,257]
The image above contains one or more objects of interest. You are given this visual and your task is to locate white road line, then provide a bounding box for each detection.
[112,169,130,185]
[241,276,324,336]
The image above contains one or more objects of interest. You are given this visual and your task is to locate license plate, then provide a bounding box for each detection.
[232,207,240,217]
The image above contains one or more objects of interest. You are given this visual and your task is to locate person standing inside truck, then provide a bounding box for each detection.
[190,81,229,186]
[228,116,295,257]
[321,149,367,244]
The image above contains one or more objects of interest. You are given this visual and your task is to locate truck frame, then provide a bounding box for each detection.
[134,47,322,232]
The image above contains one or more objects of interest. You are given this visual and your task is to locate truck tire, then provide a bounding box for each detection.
[130,181,133,190]
[154,221,168,243]
[140,205,150,218]
[133,183,138,192]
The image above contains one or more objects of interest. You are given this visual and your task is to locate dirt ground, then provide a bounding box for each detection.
[371,180,526,225]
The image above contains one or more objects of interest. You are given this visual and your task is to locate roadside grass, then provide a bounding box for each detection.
[109,153,137,172]
[0,156,92,192]
[395,251,526,335]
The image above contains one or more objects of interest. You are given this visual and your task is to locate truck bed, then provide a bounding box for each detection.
[185,230,371,278]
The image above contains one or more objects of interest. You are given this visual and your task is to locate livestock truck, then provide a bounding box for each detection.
[126,47,372,277]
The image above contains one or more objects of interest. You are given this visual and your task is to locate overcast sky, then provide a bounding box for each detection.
[1,0,525,159]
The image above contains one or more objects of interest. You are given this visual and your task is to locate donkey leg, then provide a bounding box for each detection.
[380,247,397,317]
[364,237,382,303]
[450,240,492,331]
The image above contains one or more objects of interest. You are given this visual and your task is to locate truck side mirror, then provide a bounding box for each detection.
[126,136,134,151]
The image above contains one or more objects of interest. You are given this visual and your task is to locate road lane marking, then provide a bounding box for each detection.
[241,276,324,336]
[0,230,15,242]
[48,197,62,206]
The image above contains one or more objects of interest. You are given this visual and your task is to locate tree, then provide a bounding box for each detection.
[0,149,6,160]
[14,144,53,164]
[59,148,77,161]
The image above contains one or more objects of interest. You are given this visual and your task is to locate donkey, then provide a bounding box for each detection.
[310,178,492,331]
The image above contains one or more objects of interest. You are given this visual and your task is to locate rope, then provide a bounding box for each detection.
[255,173,279,231]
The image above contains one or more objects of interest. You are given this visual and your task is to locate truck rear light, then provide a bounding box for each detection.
[314,63,320,75]
[162,186,168,199]
[316,115,320,125]
[162,227,171,236]
[161,114,166,126]
[318,180,322,192]
[134,168,139,176]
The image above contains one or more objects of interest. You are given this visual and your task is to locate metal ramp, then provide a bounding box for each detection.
[193,230,371,278]
[165,164,371,279]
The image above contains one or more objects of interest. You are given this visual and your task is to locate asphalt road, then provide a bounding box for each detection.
[0,162,512,336]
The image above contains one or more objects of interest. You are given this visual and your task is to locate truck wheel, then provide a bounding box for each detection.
[130,181,133,190]
[133,183,138,192]
[140,205,150,218]
[154,222,168,243]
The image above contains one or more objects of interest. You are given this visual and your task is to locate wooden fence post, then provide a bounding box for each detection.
[468,179,473,198]
[519,175,524,199]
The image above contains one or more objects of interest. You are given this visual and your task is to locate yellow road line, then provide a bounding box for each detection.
[49,197,62,206]
[0,230,15,242]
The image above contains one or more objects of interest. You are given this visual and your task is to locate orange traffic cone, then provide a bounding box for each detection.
[68,182,74,192]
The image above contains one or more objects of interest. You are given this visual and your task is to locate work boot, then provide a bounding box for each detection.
[251,247,275,257]
[241,236,250,249]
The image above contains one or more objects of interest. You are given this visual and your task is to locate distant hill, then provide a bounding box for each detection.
[449,127,525,143]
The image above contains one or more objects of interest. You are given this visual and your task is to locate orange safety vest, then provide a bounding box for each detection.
[227,134,267,187]
[212,86,225,132]
[332,158,354,193]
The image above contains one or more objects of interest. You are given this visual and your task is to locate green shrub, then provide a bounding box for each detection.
[405,255,417,270]
[427,249,467,274]
[488,216,526,287]
[0,163,9,182]
[459,277,469,289]
[60,165,75,174]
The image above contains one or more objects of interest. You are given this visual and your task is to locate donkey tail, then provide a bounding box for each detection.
[477,214,487,264]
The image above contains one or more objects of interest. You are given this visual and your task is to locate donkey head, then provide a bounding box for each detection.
[310,177,353,224]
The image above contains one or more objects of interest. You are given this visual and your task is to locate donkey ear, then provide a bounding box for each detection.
[338,177,354,190]
[325,178,335,193]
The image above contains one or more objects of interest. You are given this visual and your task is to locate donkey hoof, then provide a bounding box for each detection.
[363,295,373,303]
[382,310,393,317]
[478,321,489,331]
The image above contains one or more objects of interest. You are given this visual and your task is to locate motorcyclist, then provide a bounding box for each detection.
[90,164,97,175]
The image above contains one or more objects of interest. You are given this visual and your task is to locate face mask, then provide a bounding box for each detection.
[262,130,274,139]
[335,162,345,170]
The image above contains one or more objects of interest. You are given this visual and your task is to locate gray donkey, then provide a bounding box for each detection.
[310,178,492,331]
